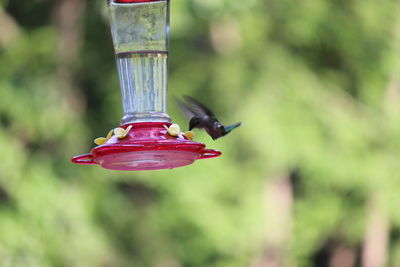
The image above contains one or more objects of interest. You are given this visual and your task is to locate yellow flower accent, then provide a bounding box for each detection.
[164,124,195,140]
[94,126,132,146]
[106,129,114,139]
[183,131,195,140]
[114,125,132,139]
[94,129,114,146]
[94,137,108,146]
[113,127,125,137]
[164,124,181,136]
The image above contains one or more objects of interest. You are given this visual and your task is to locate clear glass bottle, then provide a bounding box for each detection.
[108,0,171,124]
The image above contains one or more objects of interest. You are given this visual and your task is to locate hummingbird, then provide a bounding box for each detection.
[176,96,242,140]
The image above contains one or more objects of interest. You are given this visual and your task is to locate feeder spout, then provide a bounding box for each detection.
[109,0,171,124]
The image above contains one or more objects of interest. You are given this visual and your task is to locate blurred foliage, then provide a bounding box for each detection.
[1,0,400,266]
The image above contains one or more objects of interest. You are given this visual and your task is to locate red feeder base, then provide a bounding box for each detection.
[71,122,221,171]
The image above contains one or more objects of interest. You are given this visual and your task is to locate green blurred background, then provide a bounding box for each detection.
[1,0,400,266]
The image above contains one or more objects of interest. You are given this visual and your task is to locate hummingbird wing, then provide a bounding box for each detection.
[176,96,215,132]
[175,97,196,119]
[183,95,216,118]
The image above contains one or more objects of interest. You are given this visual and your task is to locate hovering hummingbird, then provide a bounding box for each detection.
[176,96,242,140]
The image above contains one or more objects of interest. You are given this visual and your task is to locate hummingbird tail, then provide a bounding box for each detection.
[224,122,242,134]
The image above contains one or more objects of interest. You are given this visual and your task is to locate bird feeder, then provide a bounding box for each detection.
[71,0,221,171]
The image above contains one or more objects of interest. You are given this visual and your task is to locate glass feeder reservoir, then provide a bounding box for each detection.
[71,0,221,171]
[110,0,170,124]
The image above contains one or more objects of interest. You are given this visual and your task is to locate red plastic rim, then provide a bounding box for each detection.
[71,122,221,171]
